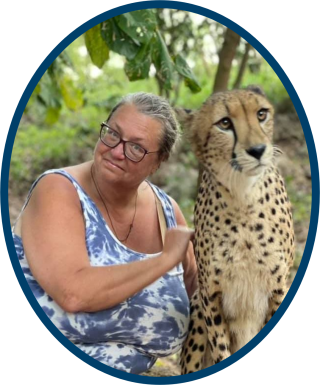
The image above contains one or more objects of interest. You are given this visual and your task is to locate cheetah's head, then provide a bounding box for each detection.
[176,86,279,198]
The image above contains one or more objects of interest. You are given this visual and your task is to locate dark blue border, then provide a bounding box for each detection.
[1,1,319,383]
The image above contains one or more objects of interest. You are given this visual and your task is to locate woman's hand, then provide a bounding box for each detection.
[162,226,194,269]
[168,197,198,298]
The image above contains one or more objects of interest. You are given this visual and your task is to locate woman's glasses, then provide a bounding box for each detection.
[100,123,159,163]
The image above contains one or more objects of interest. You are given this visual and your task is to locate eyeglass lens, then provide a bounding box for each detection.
[101,125,146,162]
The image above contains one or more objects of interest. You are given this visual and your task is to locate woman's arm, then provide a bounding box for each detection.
[169,197,198,298]
[21,174,193,313]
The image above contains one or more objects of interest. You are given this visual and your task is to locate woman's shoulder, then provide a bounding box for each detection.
[61,162,89,181]
[27,164,91,210]
[145,181,181,228]
[147,181,188,227]
[28,172,81,211]
[146,181,169,200]
[32,169,75,193]
[149,182,178,208]
[34,162,89,191]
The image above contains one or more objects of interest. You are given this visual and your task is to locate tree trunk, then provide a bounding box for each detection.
[213,28,241,93]
[196,28,242,191]
[233,42,251,89]
[156,74,164,96]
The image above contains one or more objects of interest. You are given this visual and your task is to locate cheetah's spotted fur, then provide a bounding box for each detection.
[177,86,295,373]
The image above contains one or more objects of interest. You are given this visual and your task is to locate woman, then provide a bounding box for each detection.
[12,92,197,374]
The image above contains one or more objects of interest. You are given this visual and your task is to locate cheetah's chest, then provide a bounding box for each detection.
[194,175,294,318]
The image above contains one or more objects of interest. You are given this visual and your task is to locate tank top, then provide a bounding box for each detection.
[12,169,190,374]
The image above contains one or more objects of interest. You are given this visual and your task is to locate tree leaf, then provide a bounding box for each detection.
[174,53,201,93]
[84,24,109,69]
[59,76,84,111]
[45,106,61,125]
[151,31,175,90]
[124,42,152,81]
[38,72,62,108]
[101,19,140,60]
[58,50,73,68]
[116,10,157,44]
[26,83,41,109]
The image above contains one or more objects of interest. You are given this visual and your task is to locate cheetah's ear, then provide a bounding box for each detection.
[174,107,195,131]
[246,85,266,97]
[174,107,203,160]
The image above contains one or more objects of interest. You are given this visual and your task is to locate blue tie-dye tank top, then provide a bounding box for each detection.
[12,169,190,374]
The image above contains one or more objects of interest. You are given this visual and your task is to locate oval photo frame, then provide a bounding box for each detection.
[1,1,319,383]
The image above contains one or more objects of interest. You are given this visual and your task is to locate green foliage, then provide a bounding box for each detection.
[30,9,202,125]
[10,122,96,194]
[84,24,109,68]
[294,252,303,269]
[232,59,289,105]
[174,54,201,93]
[12,10,306,249]
[15,28,295,194]
[37,72,62,124]
[11,92,102,194]
[33,51,85,124]
[101,18,141,60]
[152,30,176,90]
[101,10,201,92]
[285,175,311,224]
[60,75,84,110]
[117,10,158,44]
[124,40,153,81]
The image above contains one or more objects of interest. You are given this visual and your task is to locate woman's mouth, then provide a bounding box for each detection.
[105,159,124,171]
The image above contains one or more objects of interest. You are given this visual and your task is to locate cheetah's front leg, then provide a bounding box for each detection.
[181,290,210,374]
[265,285,288,324]
[201,288,231,364]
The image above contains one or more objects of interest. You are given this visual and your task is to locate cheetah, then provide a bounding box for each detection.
[176,86,295,373]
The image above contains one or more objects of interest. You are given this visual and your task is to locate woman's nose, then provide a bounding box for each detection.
[110,142,126,159]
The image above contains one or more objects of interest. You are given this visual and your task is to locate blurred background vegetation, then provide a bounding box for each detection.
[9,8,310,283]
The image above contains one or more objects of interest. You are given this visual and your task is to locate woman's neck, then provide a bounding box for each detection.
[90,161,140,210]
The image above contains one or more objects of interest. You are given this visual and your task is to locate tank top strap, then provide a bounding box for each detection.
[146,181,177,229]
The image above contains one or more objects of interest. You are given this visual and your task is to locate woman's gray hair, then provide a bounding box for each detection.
[106,92,180,161]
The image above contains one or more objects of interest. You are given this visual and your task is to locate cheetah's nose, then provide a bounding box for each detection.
[246,144,266,160]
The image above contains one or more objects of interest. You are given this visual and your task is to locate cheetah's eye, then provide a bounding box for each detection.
[257,109,269,122]
[215,117,233,130]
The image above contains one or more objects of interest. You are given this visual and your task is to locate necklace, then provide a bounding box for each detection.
[90,163,138,243]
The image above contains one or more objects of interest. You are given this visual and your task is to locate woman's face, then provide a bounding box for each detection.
[94,104,163,187]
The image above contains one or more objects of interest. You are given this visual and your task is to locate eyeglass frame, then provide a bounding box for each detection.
[99,122,160,163]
